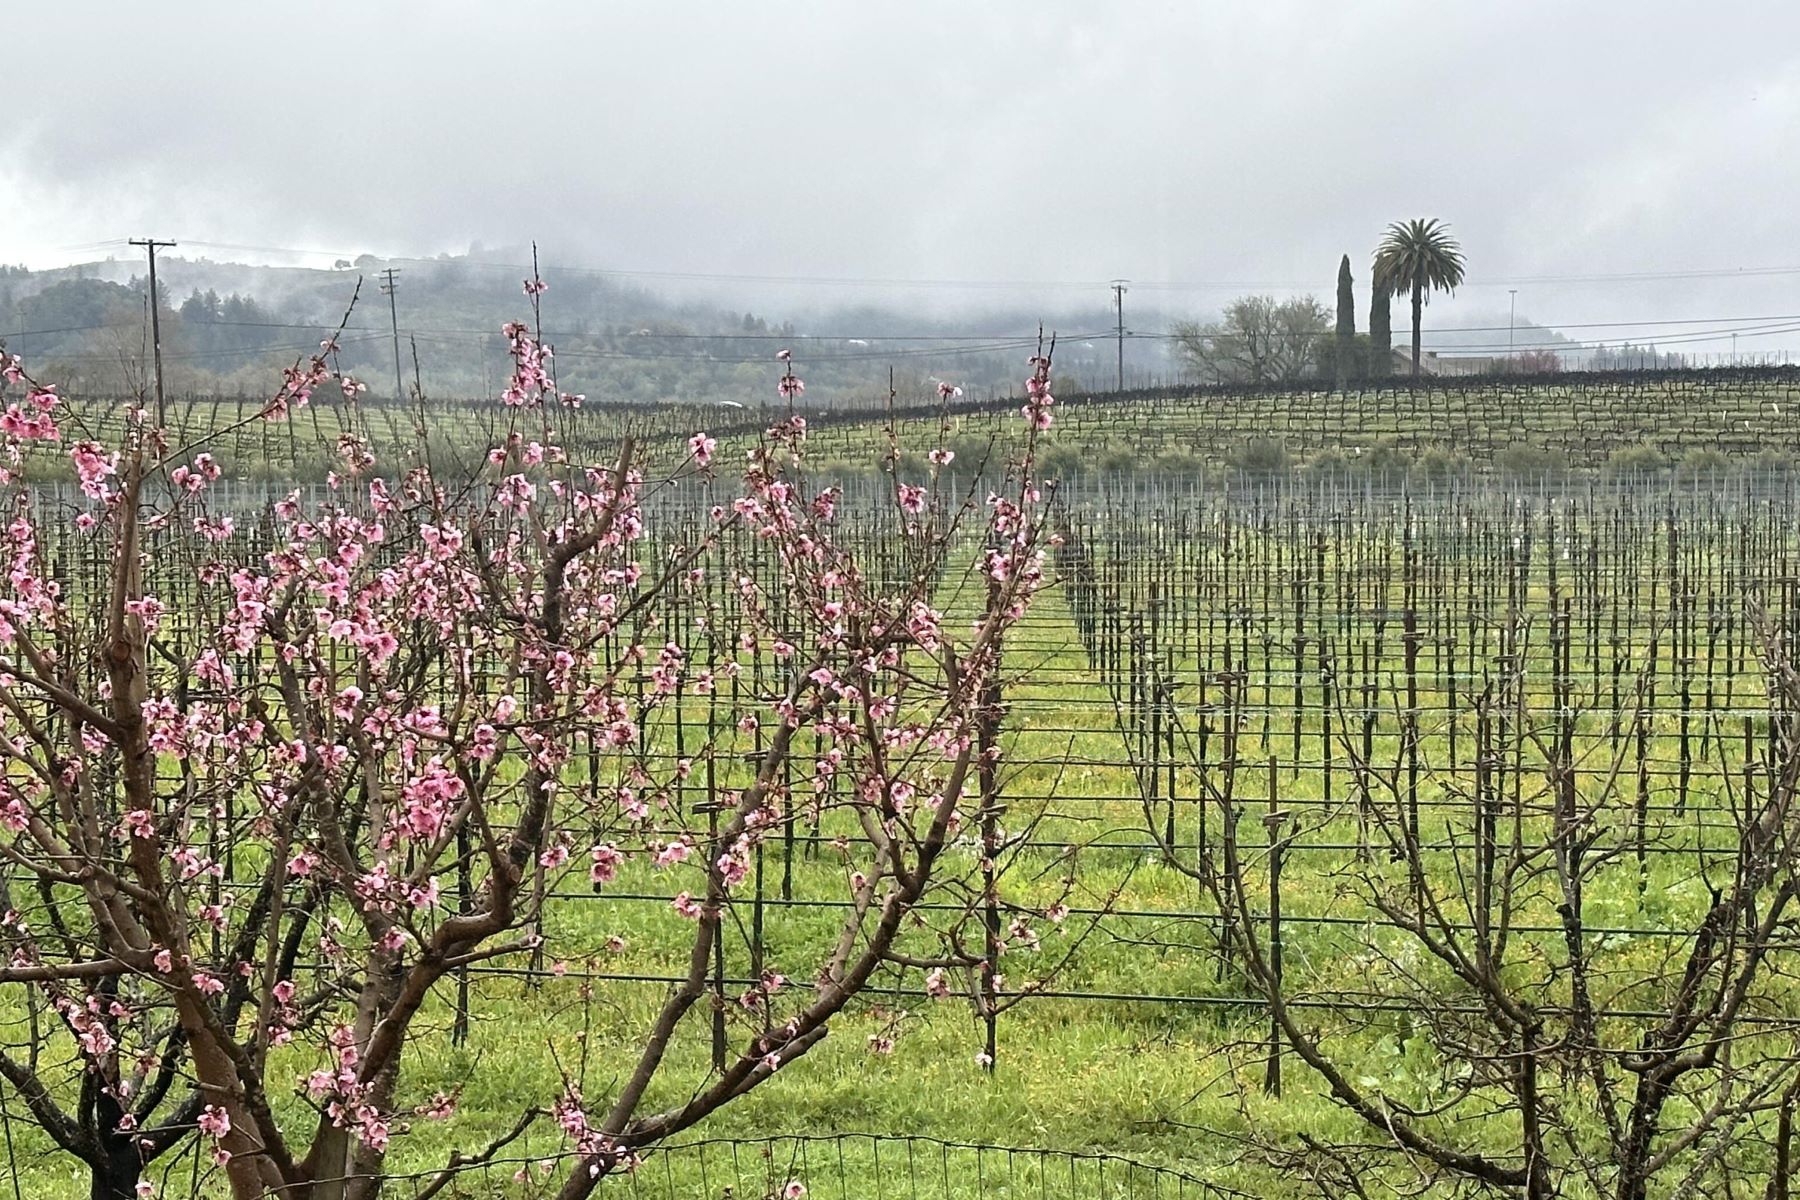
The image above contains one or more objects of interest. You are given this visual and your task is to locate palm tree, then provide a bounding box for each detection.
[1372,218,1465,378]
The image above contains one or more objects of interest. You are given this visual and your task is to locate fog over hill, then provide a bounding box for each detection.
[4,244,1686,405]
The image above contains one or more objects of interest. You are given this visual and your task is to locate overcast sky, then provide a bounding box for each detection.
[8,1,1800,353]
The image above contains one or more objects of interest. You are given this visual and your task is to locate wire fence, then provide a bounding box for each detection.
[36,363,1800,485]
[12,395,1800,1196]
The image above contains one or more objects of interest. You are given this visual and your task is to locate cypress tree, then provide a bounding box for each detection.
[1369,279,1392,378]
[1335,254,1355,388]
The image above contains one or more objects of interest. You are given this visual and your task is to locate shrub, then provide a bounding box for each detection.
[1746,447,1794,477]
[1676,447,1733,479]
[1150,449,1208,478]
[1413,446,1471,484]
[1230,436,1291,476]
[1604,442,1670,478]
[1493,443,1570,481]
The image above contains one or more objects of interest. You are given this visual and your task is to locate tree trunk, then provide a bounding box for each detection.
[89,1142,145,1200]
[1411,281,1424,378]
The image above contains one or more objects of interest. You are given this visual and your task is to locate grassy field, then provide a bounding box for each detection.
[8,381,1800,1198]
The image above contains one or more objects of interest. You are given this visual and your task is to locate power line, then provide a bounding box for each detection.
[30,333,388,365]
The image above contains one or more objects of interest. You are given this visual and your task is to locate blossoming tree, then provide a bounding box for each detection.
[0,290,1073,1200]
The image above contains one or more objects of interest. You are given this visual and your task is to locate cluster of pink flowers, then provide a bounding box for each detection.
[170,452,222,493]
[263,339,338,419]
[1022,353,1055,429]
[500,320,554,406]
[0,384,59,440]
[70,440,119,500]
[776,349,805,400]
[304,1028,389,1150]
[196,1104,233,1166]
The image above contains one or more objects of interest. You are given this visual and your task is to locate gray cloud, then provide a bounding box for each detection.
[8,0,1800,347]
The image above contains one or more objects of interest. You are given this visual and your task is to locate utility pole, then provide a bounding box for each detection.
[378,268,405,403]
[1508,289,1518,359]
[1111,279,1129,392]
[129,238,176,424]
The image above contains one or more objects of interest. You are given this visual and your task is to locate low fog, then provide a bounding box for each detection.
[7,1,1800,353]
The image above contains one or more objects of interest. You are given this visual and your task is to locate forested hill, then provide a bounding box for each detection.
[0,253,1155,407]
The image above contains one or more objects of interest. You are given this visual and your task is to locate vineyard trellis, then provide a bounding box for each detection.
[11,371,1800,1195]
[48,365,1800,486]
[81,1133,1247,1200]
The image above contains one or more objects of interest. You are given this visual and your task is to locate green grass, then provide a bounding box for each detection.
[8,389,1800,1197]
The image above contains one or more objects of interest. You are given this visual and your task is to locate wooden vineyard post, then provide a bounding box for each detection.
[1403,499,1421,847]
[453,644,473,1046]
[787,732,807,903]
[709,775,728,1074]
[1357,639,1373,856]
[1196,671,1211,873]
[979,576,1006,1073]
[1213,668,1242,982]
[1554,597,1578,910]
[1149,584,1174,853]
[750,720,768,1036]
[1474,684,1496,954]
[1263,755,1286,1096]
[1316,531,1334,809]
[1293,538,1306,773]
[708,671,731,1072]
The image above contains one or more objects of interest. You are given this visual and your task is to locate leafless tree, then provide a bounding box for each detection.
[1137,601,1800,1199]
[1173,296,1331,386]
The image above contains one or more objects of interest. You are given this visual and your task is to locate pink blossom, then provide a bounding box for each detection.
[69,441,119,498]
[716,847,749,888]
[197,1105,231,1140]
[589,844,623,885]
[415,1091,458,1120]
